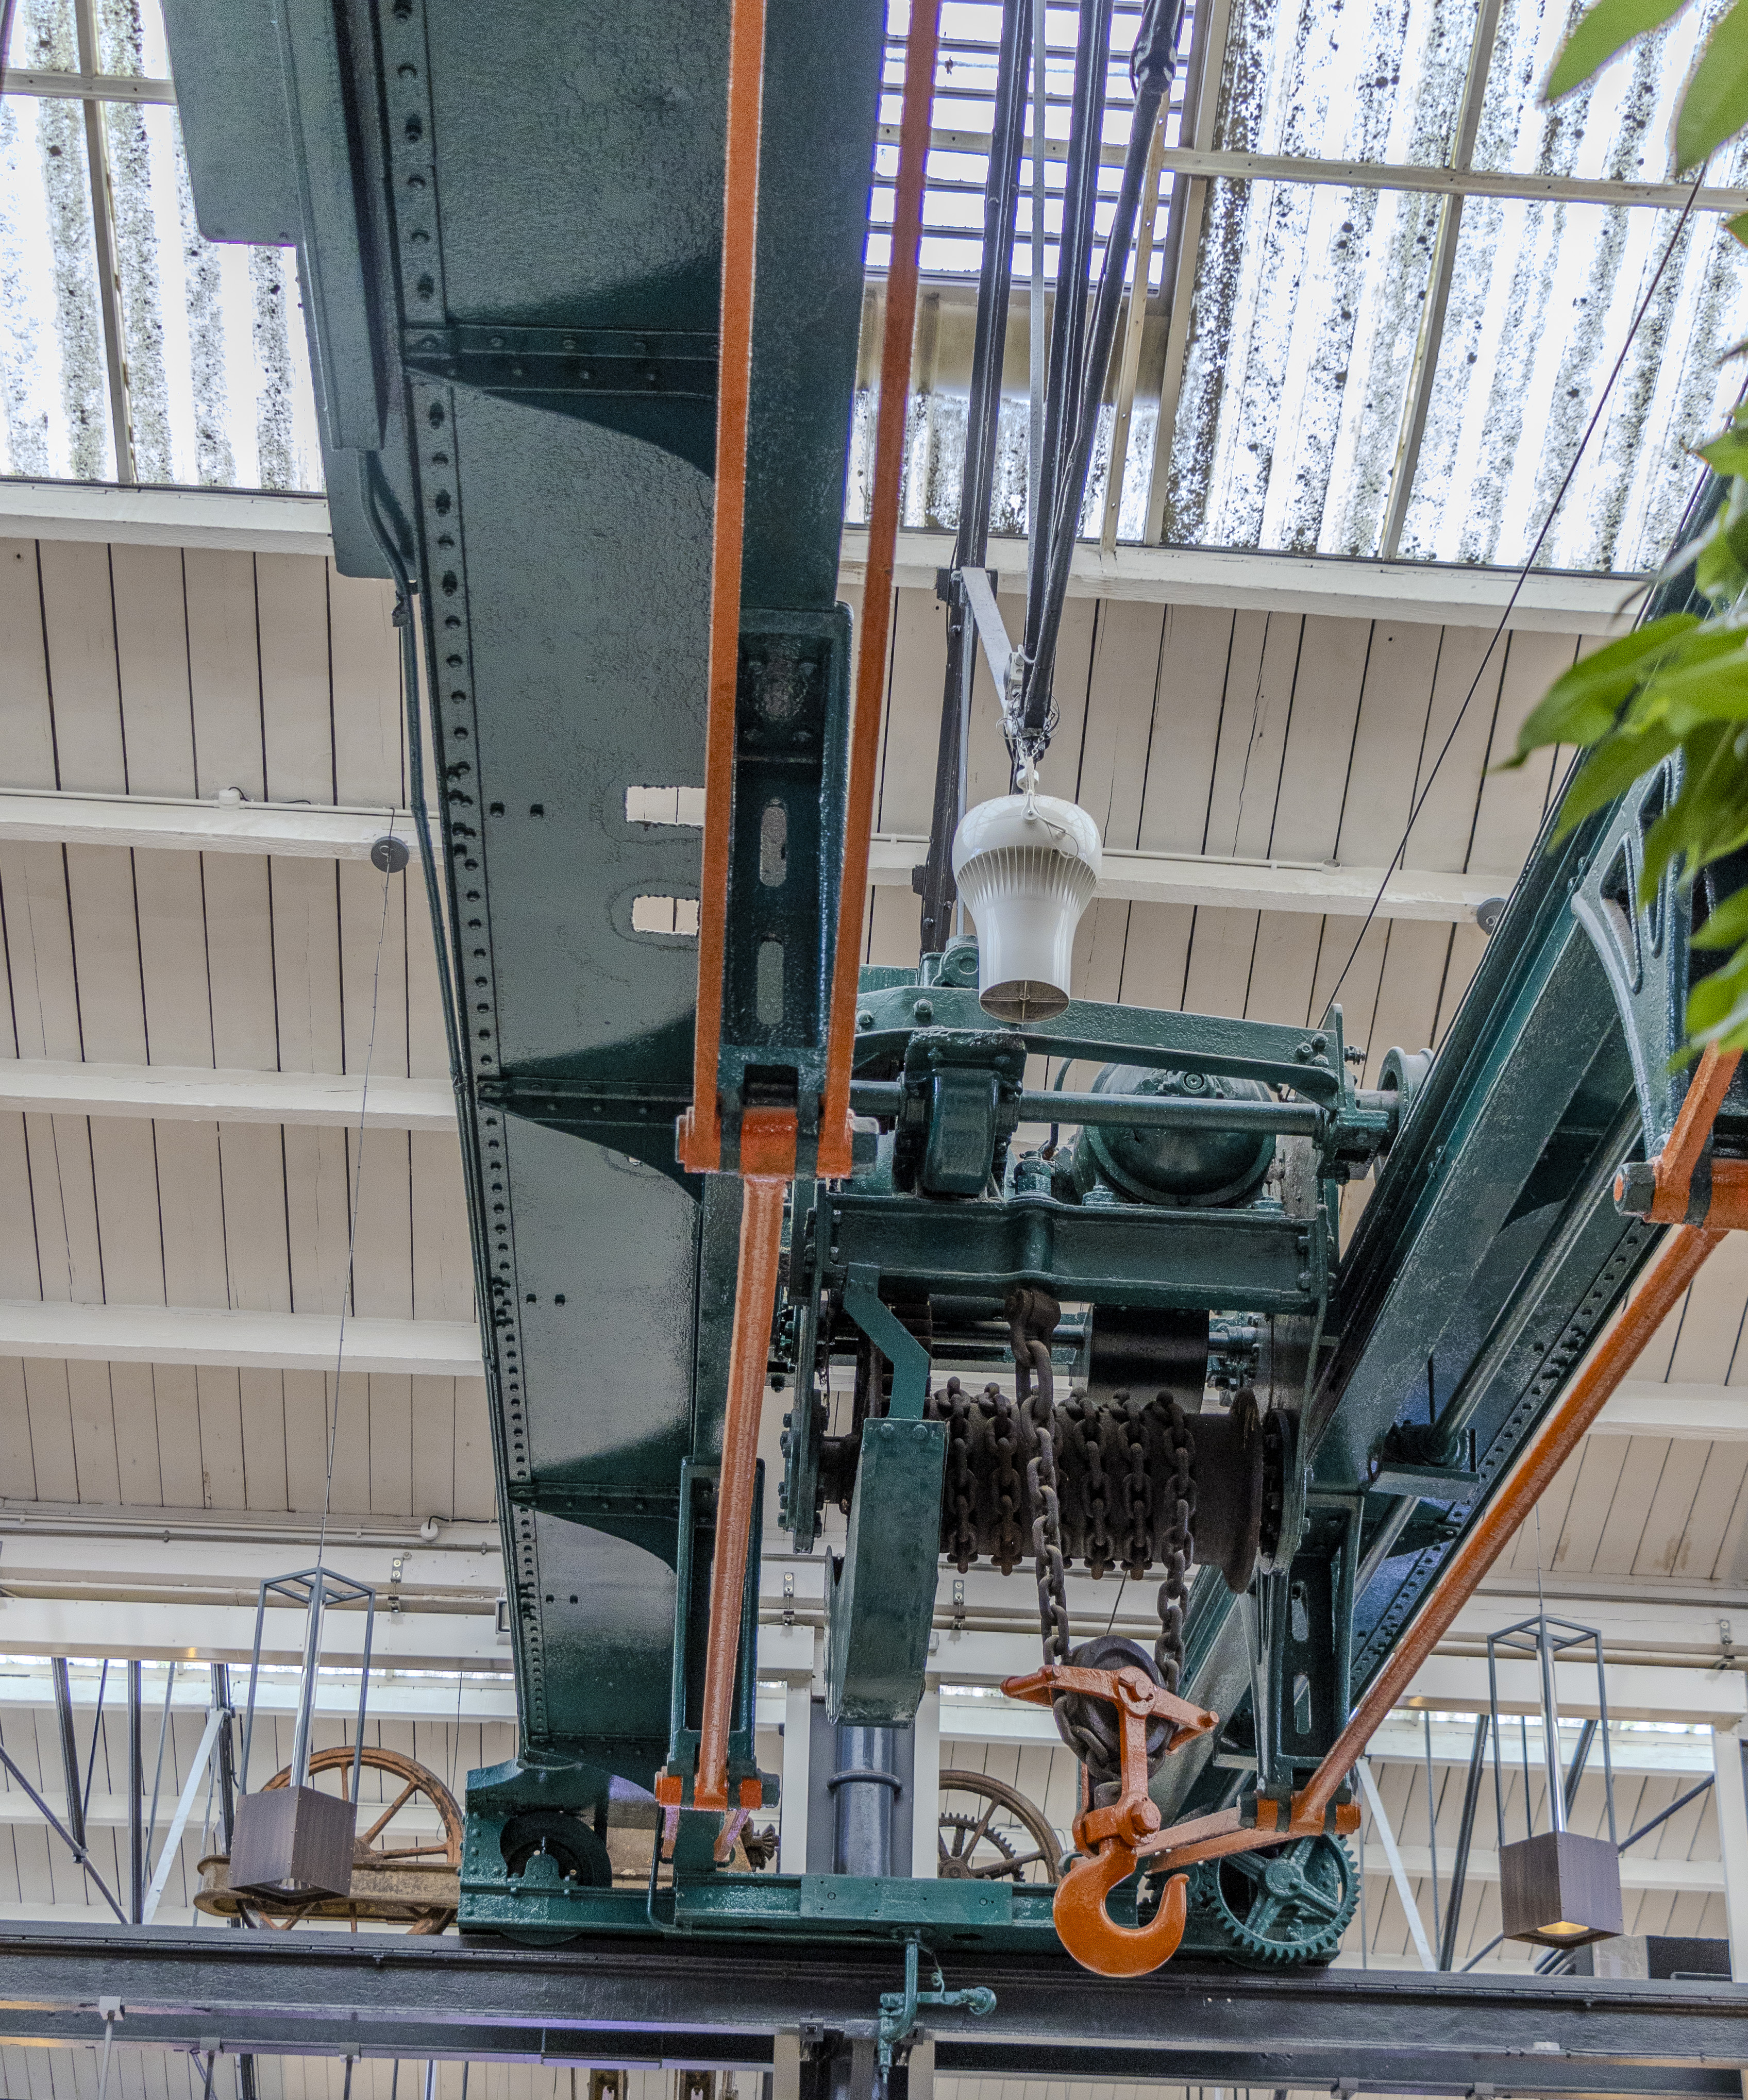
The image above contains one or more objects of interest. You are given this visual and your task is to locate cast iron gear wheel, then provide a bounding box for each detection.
[1200,1833,1358,1965]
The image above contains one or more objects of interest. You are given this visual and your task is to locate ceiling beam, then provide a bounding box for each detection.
[842,526,1636,630]
[1156,145,1748,214]
[0,800,1520,923]
[1597,1381,1748,1442]
[0,1298,483,1377]
[0,480,1636,629]
[0,789,413,861]
[0,1057,454,1130]
[871,833,1514,923]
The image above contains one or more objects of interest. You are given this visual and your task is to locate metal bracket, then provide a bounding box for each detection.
[842,1265,930,1420]
[955,567,1015,696]
[876,1936,996,2082]
[401,323,717,400]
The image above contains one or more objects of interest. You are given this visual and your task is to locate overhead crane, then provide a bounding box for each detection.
[161,0,1746,2000]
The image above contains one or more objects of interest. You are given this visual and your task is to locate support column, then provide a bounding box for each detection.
[1711,1724,1748,1983]
[779,1683,813,1875]
[910,1685,940,1879]
[770,2033,801,2100]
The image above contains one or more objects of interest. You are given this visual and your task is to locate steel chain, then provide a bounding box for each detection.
[1154,1395,1196,1694]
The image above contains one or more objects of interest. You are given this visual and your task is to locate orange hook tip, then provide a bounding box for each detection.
[1054,1842,1189,1978]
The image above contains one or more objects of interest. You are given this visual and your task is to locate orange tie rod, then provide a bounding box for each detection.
[683,0,943,1827]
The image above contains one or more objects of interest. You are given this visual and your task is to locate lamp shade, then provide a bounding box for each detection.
[1500,1828,1622,1950]
[951,790,1101,1022]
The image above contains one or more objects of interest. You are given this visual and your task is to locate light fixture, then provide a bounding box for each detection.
[1500,1828,1623,1950]
[1490,1611,1623,1952]
[951,762,1101,1022]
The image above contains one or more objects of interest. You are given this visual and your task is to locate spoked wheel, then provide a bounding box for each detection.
[936,1769,1063,1886]
[195,1745,464,1934]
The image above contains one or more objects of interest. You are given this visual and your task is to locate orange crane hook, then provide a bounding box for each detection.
[1003,1658,1216,1978]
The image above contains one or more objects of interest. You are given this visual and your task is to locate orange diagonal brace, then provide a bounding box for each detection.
[816,0,943,1177]
[679,0,768,1178]
[1289,1219,1722,1834]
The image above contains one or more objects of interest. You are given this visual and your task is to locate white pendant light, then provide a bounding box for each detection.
[951,758,1101,1022]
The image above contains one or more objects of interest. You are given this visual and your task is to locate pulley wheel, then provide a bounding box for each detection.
[1054,1635,1168,1784]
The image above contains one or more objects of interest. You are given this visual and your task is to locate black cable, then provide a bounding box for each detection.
[1326,165,1711,1009]
[0,0,18,92]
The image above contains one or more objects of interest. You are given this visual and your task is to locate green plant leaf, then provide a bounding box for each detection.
[1697,427,1748,475]
[1677,0,1748,167]
[1730,210,1748,244]
[1555,724,1682,831]
[1693,881,1748,948]
[1688,969,1748,1050]
[1544,0,1690,97]
[1696,515,1748,601]
[1634,645,1748,731]
[1510,612,1699,759]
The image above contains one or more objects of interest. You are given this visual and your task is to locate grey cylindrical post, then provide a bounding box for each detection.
[832,1724,898,1878]
[1538,1618,1566,1833]
[290,1580,326,1790]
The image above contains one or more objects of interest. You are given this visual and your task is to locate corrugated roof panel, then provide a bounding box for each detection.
[1164,0,1748,567]
[102,102,323,489]
[94,0,171,78]
[0,91,114,480]
[1398,195,1748,569]
[7,0,78,71]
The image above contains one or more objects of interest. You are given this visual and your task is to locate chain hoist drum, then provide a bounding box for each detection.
[1086,1305,1209,1408]
[951,792,1101,1022]
[1079,1065,1275,1207]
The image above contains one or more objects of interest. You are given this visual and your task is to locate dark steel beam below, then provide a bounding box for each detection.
[1,1925,1747,2094]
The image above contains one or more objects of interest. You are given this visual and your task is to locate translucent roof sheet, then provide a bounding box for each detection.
[1157,0,1748,568]
[0,0,322,490]
[2,0,1743,572]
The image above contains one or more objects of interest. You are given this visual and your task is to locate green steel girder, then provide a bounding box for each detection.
[820,1189,1326,1312]
[165,0,1748,1963]
[165,0,883,1797]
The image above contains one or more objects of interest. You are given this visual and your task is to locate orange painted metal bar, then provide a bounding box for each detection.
[815,0,944,1177]
[678,0,768,1178]
[694,1112,795,1813]
[1291,1220,1722,1829]
[1622,1043,1743,1223]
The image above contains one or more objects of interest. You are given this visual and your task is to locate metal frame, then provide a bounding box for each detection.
[69,0,135,484]
[1378,0,1507,560]
[2,1923,1747,2092]
[237,1567,376,1803]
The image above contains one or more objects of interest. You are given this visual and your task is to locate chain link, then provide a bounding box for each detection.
[1154,1396,1196,1694]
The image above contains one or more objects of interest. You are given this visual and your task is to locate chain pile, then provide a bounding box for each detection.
[931,1317,1201,1731]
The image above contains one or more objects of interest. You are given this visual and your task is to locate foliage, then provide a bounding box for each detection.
[1507,4,1748,1050]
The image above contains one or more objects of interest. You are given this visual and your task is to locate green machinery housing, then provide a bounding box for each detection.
[163,0,1744,1966]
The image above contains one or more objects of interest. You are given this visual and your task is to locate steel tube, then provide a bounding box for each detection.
[917,0,1030,952]
[817,0,943,1168]
[1438,1713,1489,1970]
[847,1081,1322,1133]
[695,1174,788,1810]
[51,1657,83,1856]
[1295,1224,1723,1828]
[830,1725,897,1877]
[126,1658,143,1924]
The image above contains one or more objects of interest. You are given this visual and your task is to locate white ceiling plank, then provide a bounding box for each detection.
[0,480,334,558]
[0,1299,483,1377]
[0,789,414,860]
